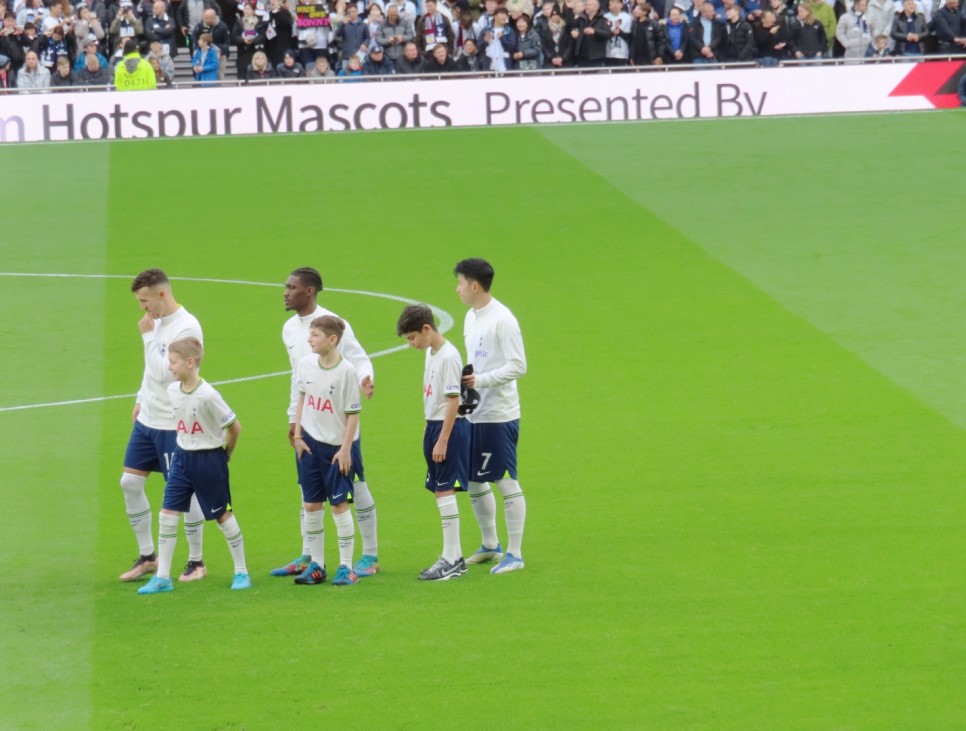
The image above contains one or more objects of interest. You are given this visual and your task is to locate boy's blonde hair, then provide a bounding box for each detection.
[169,337,204,365]
[310,315,346,343]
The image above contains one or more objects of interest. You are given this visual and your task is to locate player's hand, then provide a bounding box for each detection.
[361,375,374,399]
[294,437,311,460]
[138,313,155,333]
[132,404,141,422]
[288,422,296,445]
[333,447,352,475]
[432,437,448,463]
[461,373,476,388]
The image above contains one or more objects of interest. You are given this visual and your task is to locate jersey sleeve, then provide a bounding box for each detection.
[295,358,308,395]
[475,316,527,389]
[442,350,462,399]
[207,388,238,430]
[284,325,299,422]
[344,364,363,414]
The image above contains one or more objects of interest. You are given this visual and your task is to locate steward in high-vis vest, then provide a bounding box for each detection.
[114,39,157,91]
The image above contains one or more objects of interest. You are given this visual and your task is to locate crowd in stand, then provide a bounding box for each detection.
[2,0,966,92]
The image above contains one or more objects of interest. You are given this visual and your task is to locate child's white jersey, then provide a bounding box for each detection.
[138,307,204,430]
[463,297,527,423]
[424,340,463,421]
[296,354,362,444]
[167,380,237,451]
[283,305,373,422]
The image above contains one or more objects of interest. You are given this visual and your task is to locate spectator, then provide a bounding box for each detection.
[361,42,394,72]
[179,0,220,49]
[145,0,177,57]
[50,52,74,85]
[37,24,73,71]
[541,6,573,66]
[752,9,788,65]
[245,48,276,79]
[110,2,144,54]
[232,2,265,78]
[296,0,329,67]
[73,35,107,72]
[789,1,826,60]
[385,0,419,23]
[83,0,109,29]
[474,0,498,36]
[424,34,457,69]
[20,23,40,59]
[455,35,486,68]
[767,0,797,26]
[71,6,105,57]
[416,0,452,53]
[803,0,834,55]
[721,3,755,60]
[276,46,305,75]
[534,0,555,35]
[193,8,230,78]
[395,38,424,71]
[891,0,929,55]
[334,1,368,65]
[481,6,518,69]
[0,14,25,76]
[514,13,542,68]
[192,31,219,83]
[306,53,335,75]
[0,52,14,90]
[148,54,173,84]
[16,47,50,87]
[507,0,536,21]
[603,0,631,64]
[367,4,384,46]
[836,0,872,60]
[661,6,691,64]
[629,1,665,65]
[337,50,364,76]
[451,6,477,57]
[16,0,47,30]
[865,32,891,57]
[264,0,294,66]
[378,3,414,63]
[931,0,964,54]
[690,1,724,63]
[146,37,175,77]
[74,50,110,83]
[41,0,67,35]
[573,0,609,66]
[114,37,157,88]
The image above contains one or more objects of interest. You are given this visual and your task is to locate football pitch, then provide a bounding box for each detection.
[1,111,964,730]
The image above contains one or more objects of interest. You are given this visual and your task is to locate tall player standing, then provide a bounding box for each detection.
[118,269,209,583]
[270,267,381,580]
[454,258,528,574]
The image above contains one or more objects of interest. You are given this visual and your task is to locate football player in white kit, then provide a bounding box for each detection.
[118,269,208,583]
[270,267,380,579]
[454,258,528,574]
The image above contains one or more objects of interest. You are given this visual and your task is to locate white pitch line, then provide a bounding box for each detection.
[0,272,453,413]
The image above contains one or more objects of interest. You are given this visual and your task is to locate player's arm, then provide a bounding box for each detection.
[285,331,299,431]
[224,420,241,461]
[474,320,527,388]
[292,393,311,459]
[433,394,459,463]
[340,320,375,398]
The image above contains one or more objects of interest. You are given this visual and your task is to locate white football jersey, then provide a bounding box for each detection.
[296,354,362,445]
[423,340,463,421]
[137,307,203,430]
[167,380,237,451]
[283,304,373,422]
[463,297,527,423]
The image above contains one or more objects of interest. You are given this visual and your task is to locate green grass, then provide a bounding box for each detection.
[1,112,964,730]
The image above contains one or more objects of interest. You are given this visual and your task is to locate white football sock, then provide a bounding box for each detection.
[120,472,154,556]
[157,512,180,580]
[300,504,310,558]
[304,507,325,567]
[496,478,526,557]
[352,480,378,557]
[217,514,247,575]
[468,481,499,549]
[334,509,355,568]
[436,494,461,562]
[183,494,205,562]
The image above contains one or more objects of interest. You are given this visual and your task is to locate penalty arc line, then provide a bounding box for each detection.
[0,272,455,413]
